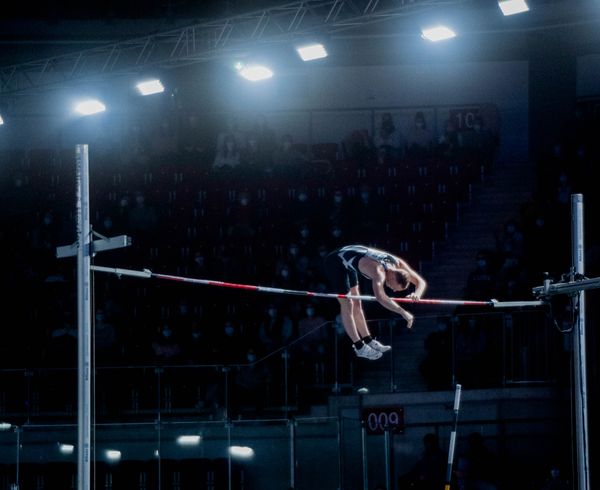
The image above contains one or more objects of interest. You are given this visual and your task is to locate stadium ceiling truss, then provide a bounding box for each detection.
[0,0,470,96]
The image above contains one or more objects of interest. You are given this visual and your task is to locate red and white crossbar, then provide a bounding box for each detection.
[90,265,545,308]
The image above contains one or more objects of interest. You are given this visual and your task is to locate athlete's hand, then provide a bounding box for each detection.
[403,312,414,329]
[407,293,421,301]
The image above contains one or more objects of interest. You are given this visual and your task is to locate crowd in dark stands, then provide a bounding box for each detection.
[419,101,600,392]
[4,101,598,419]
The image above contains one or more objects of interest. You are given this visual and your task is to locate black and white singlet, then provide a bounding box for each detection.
[323,245,398,293]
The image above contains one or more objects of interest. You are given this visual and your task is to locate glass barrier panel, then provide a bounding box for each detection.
[229,419,290,490]
[31,368,78,424]
[295,417,340,490]
[156,421,229,489]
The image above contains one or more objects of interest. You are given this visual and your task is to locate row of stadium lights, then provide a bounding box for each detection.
[1,422,254,463]
[0,0,529,120]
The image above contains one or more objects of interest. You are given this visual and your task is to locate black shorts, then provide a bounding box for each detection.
[324,250,359,293]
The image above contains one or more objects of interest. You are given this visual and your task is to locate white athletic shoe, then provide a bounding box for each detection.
[368,339,391,353]
[353,343,383,360]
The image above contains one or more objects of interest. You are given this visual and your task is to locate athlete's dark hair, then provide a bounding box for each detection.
[387,269,410,290]
[397,270,410,289]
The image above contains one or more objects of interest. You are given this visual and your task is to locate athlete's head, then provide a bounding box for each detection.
[385,269,410,292]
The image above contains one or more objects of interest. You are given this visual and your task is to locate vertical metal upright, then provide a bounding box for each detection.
[57,144,131,490]
[571,194,590,490]
[76,144,92,490]
[383,429,391,490]
[289,420,296,489]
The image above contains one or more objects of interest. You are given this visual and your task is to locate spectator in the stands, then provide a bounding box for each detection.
[128,190,158,238]
[47,311,78,366]
[94,308,118,364]
[213,133,241,170]
[471,116,496,163]
[495,219,525,261]
[270,133,307,175]
[399,432,446,490]
[272,262,297,292]
[326,223,347,250]
[455,432,500,490]
[297,302,328,356]
[258,303,294,354]
[214,318,247,364]
[283,241,312,289]
[290,187,318,228]
[151,323,182,363]
[465,250,497,301]
[352,183,386,240]
[324,188,352,232]
[454,316,488,388]
[239,131,264,178]
[183,319,212,363]
[343,128,376,165]
[374,112,402,160]
[233,347,271,416]
[541,463,570,490]
[495,253,529,300]
[226,191,258,240]
[437,118,460,159]
[405,111,434,158]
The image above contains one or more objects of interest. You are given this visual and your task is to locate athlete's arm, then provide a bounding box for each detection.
[394,257,427,300]
[371,267,415,328]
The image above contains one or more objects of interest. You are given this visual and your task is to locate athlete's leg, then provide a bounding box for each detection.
[338,295,361,342]
[351,297,371,339]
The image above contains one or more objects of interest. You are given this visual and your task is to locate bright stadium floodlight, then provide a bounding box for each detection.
[0,115,4,125]
[58,443,75,455]
[136,79,165,96]
[421,25,457,42]
[75,99,106,116]
[296,43,328,61]
[238,64,274,82]
[176,435,202,446]
[229,446,255,459]
[105,449,122,462]
[498,0,529,16]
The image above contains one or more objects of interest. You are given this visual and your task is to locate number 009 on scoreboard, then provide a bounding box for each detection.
[361,407,405,435]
